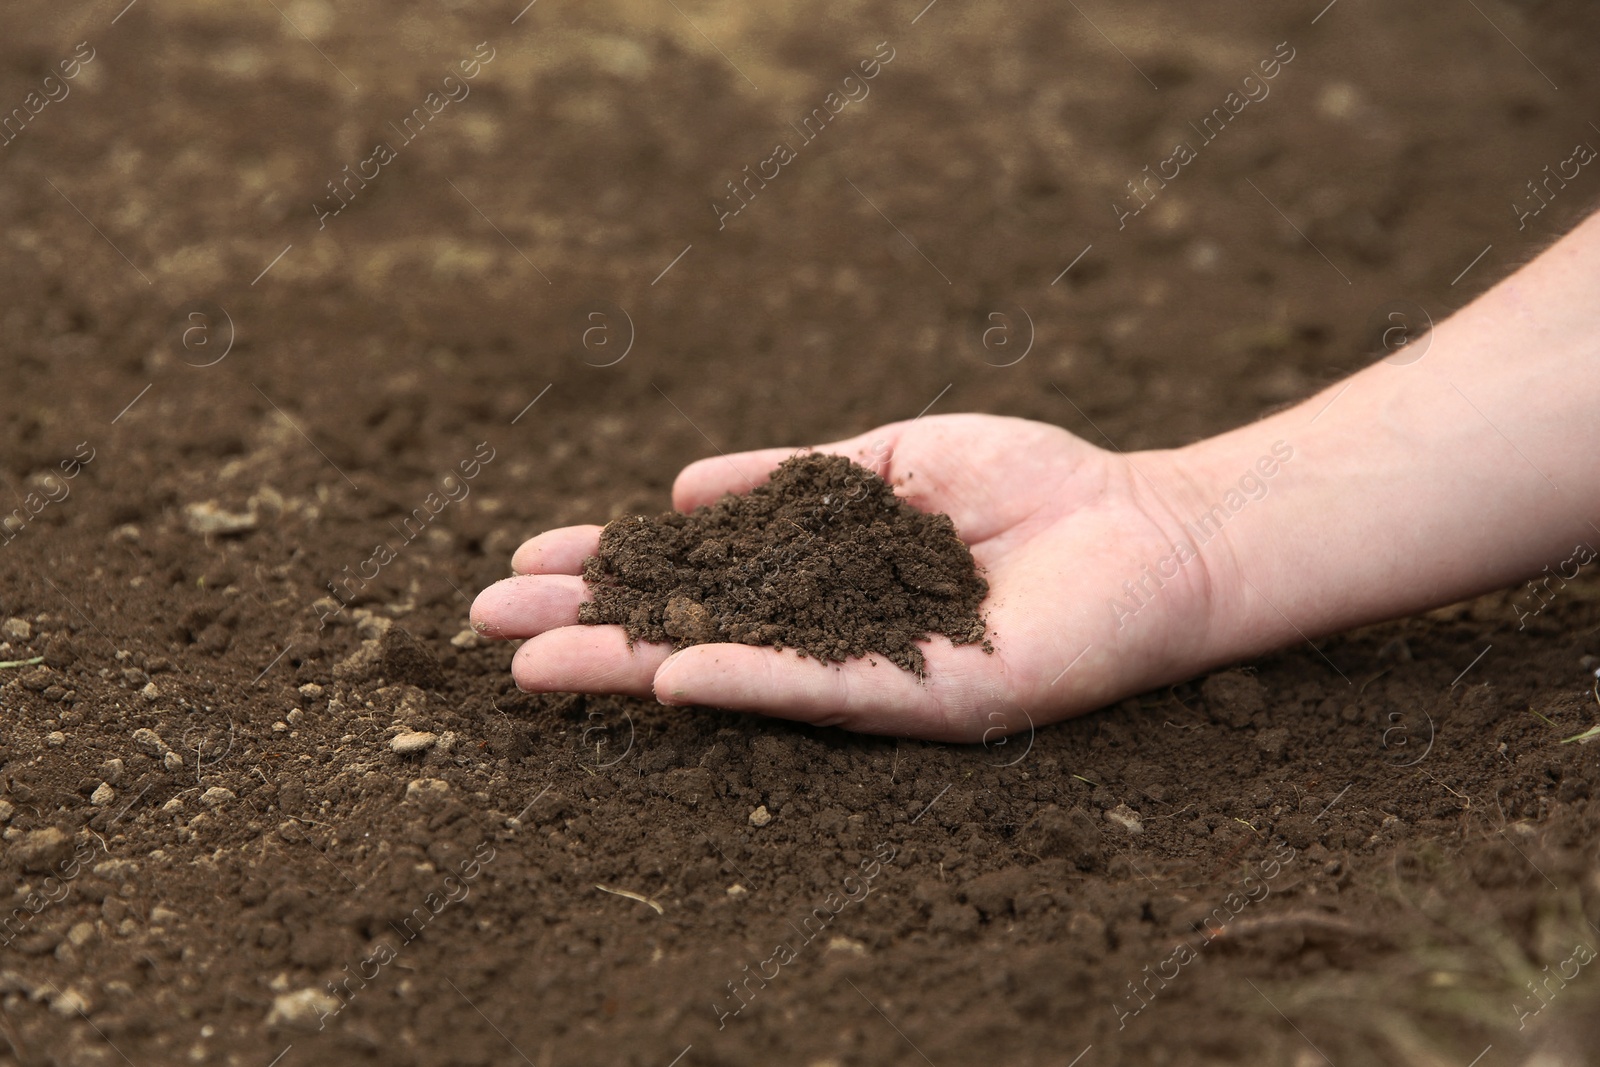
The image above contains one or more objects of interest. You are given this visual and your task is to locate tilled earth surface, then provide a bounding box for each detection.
[2,1,1599,1065]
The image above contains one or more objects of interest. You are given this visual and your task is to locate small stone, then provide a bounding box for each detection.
[272,721,289,733]
[285,708,304,726]
[66,922,96,948]
[183,500,258,536]
[382,684,430,728]
[150,905,181,925]
[140,681,160,702]
[297,683,324,699]
[1105,802,1144,833]
[45,731,66,747]
[93,858,139,879]
[90,782,115,806]
[266,988,339,1031]
[132,727,167,756]
[48,986,91,1018]
[162,797,184,813]
[15,827,73,873]
[404,778,450,801]
[354,610,392,641]
[726,883,748,899]
[98,758,126,785]
[201,787,235,808]
[748,805,772,828]
[0,800,13,823]
[450,628,479,650]
[332,639,383,682]
[1,617,32,641]
[390,730,437,756]
[163,751,185,772]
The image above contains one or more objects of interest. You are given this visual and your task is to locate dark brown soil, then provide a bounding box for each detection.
[577,453,988,674]
[3,1,1600,1066]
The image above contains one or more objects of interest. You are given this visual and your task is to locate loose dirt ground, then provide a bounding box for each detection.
[2,1,1599,1065]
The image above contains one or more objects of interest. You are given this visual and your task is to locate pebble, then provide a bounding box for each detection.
[2,617,32,641]
[201,787,235,807]
[45,731,66,747]
[390,730,437,755]
[15,827,73,873]
[132,728,168,756]
[286,708,304,726]
[266,988,339,1031]
[298,683,324,699]
[98,758,126,785]
[404,778,450,801]
[0,800,13,822]
[749,805,772,828]
[163,751,185,772]
[47,986,91,1018]
[726,884,748,899]
[90,782,115,806]
[183,500,259,536]
[1105,802,1144,834]
[450,628,479,649]
[141,681,160,702]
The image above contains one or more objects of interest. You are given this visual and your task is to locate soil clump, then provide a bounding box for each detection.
[578,453,989,675]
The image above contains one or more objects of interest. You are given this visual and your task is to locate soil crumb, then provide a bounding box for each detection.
[578,453,989,675]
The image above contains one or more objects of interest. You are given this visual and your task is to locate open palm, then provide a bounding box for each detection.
[470,414,1225,741]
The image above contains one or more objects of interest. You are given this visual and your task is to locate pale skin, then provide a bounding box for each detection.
[471,210,1600,742]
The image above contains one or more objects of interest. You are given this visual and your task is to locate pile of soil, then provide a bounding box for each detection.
[577,453,989,674]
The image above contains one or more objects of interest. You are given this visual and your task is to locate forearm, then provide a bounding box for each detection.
[1177,210,1600,656]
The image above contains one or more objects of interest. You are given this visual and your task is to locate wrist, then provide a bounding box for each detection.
[1157,432,1310,665]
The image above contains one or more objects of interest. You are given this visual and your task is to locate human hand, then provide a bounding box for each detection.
[470,413,1233,742]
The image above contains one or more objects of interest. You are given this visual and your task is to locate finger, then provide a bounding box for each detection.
[510,525,603,575]
[671,449,802,511]
[652,642,990,741]
[512,625,672,698]
[470,575,589,639]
